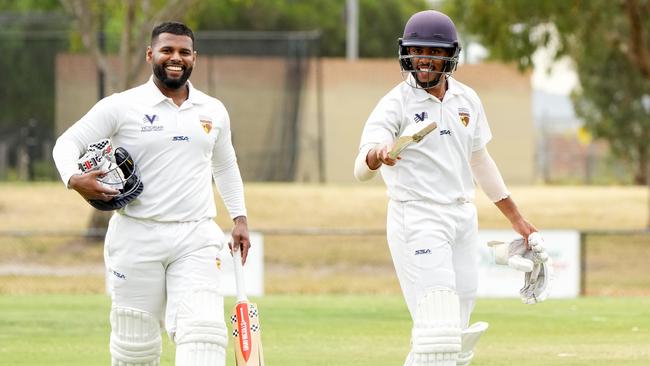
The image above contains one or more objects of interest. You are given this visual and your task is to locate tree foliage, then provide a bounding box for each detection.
[59,0,200,91]
[188,0,428,57]
[445,0,650,183]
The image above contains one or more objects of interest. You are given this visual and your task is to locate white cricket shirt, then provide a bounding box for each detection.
[53,77,247,222]
[358,76,492,204]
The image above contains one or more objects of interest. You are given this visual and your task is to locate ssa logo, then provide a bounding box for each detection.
[172,136,190,142]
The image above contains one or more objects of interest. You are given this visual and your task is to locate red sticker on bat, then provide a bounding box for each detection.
[236,303,251,361]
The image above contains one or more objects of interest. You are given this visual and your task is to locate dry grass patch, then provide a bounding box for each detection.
[1,182,649,295]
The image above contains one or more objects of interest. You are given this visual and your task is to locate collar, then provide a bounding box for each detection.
[409,75,465,102]
[142,76,209,106]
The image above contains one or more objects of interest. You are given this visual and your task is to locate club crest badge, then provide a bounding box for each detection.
[458,107,470,127]
[200,116,213,134]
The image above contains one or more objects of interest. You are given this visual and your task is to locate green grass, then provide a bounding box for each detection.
[1,294,649,366]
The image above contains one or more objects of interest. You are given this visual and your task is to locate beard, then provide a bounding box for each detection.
[153,63,193,89]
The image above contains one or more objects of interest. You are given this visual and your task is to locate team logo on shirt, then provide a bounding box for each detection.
[142,113,164,132]
[143,114,159,124]
[414,111,428,123]
[199,115,213,134]
[458,107,470,127]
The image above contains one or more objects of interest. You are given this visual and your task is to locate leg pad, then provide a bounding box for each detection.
[407,288,462,366]
[174,287,228,366]
[110,307,162,366]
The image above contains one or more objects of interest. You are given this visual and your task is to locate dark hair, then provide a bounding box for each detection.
[151,21,194,46]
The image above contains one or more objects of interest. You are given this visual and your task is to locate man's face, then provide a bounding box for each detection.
[147,33,196,90]
[407,46,450,84]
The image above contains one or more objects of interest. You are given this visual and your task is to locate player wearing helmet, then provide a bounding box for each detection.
[354,10,541,366]
[53,22,248,366]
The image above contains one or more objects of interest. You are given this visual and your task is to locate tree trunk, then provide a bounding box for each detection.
[635,147,649,185]
[86,210,112,242]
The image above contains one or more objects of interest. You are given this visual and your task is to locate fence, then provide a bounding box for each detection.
[1,228,648,296]
[1,17,324,182]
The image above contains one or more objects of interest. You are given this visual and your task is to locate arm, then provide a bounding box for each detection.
[211,108,250,263]
[353,142,401,181]
[470,147,536,241]
[494,197,537,242]
[353,92,402,181]
[52,97,120,200]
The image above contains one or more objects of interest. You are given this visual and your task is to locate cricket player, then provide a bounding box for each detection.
[52,22,249,366]
[354,10,539,366]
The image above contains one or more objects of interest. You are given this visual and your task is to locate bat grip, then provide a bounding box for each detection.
[233,247,249,302]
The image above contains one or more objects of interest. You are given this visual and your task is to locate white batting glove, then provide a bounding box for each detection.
[487,238,534,272]
[520,233,553,304]
[488,233,553,304]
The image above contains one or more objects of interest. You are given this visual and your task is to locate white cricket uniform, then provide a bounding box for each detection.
[357,76,492,328]
[53,77,246,336]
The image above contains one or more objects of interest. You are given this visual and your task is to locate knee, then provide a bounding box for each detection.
[110,307,162,365]
[174,287,228,348]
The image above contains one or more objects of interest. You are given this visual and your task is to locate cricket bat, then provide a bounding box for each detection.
[388,121,438,159]
[230,247,265,366]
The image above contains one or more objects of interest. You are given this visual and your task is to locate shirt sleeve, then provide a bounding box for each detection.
[471,98,492,152]
[52,96,121,187]
[211,105,247,219]
[353,143,379,181]
[358,92,403,150]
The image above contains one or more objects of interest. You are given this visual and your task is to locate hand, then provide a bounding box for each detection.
[511,218,538,249]
[366,142,400,170]
[68,171,119,201]
[229,216,251,265]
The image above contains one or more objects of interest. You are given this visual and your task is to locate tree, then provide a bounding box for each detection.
[60,0,199,92]
[444,0,650,184]
[187,0,427,57]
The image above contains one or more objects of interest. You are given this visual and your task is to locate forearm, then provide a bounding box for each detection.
[494,196,523,224]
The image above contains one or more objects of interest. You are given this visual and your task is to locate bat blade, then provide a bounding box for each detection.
[230,301,264,366]
[388,121,437,159]
[231,247,265,366]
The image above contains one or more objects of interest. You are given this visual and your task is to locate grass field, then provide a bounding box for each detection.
[0,294,649,366]
[0,183,649,365]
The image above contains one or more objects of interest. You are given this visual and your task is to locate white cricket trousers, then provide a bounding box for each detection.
[387,199,479,328]
[104,213,226,336]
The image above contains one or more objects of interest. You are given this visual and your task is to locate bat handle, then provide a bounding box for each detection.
[232,246,249,302]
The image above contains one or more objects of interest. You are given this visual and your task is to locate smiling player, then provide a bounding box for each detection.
[354,10,542,366]
[53,21,250,366]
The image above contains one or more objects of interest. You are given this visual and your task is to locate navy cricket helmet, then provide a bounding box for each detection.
[398,10,462,89]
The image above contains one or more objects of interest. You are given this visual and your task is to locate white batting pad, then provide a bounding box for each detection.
[174,287,228,366]
[110,307,162,366]
[457,322,489,366]
[407,288,462,366]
